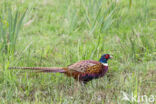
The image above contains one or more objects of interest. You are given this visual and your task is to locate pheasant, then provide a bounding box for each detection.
[9,54,112,84]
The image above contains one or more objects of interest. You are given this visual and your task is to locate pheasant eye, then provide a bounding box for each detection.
[105,54,109,59]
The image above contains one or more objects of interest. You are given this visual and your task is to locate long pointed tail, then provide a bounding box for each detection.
[9,67,66,73]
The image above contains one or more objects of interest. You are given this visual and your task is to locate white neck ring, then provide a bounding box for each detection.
[102,63,108,66]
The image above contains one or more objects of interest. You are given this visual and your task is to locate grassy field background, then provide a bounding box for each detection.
[0,0,156,103]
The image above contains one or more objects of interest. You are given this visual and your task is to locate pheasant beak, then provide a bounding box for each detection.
[110,56,113,59]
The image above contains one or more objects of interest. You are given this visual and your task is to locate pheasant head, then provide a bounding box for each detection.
[99,54,112,65]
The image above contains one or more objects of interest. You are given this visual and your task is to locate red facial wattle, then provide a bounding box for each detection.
[105,54,110,59]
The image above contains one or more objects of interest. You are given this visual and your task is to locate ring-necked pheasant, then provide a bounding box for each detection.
[9,54,112,84]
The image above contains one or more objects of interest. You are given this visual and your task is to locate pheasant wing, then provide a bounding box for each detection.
[68,60,101,73]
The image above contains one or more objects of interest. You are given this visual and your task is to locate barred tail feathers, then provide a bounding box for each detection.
[8,67,66,73]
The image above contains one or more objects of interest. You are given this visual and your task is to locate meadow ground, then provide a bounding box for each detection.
[0,0,156,103]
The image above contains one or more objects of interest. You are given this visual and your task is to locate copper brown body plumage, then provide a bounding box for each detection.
[65,60,108,83]
[9,54,112,84]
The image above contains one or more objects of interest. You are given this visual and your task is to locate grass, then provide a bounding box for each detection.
[0,0,156,103]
